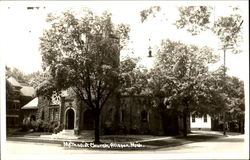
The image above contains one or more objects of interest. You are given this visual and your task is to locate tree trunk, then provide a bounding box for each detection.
[183,108,188,137]
[238,120,241,133]
[241,120,244,134]
[161,109,168,135]
[223,112,227,136]
[94,109,101,143]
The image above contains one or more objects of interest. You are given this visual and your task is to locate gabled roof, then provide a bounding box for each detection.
[7,77,21,87]
[20,86,35,97]
[21,97,38,109]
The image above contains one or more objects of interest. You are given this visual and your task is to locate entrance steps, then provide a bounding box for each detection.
[40,129,81,140]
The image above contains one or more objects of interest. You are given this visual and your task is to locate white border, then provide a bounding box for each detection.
[1,1,249,160]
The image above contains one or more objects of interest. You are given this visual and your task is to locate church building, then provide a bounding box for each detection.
[35,91,190,136]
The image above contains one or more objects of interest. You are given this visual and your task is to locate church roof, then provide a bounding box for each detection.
[21,97,38,109]
[20,86,35,97]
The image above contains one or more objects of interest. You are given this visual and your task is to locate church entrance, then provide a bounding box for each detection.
[66,109,74,129]
[83,109,94,130]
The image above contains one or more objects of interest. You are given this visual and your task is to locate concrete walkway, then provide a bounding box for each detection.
[4,131,248,160]
[6,130,243,150]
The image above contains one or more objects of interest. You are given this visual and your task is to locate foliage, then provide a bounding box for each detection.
[175,6,212,35]
[6,66,28,84]
[175,6,244,53]
[35,73,58,99]
[150,39,219,112]
[140,6,161,23]
[212,14,243,54]
[54,123,63,133]
[22,118,61,133]
[189,65,245,121]
[226,77,245,120]
[119,57,149,96]
[26,71,46,88]
[222,74,245,120]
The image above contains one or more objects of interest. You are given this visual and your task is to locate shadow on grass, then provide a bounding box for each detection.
[176,134,244,143]
[7,131,52,137]
[175,134,221,142]
[100,136,143,143]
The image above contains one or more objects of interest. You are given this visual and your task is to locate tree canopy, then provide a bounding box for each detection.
[175,6,212,35]
[119,57,149,96]
[149,39,219,111]
[146,39,221,136]
[6,66,28,84]
[140,6,162,23]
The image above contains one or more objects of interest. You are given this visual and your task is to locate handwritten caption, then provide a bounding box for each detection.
[63,141,145,149]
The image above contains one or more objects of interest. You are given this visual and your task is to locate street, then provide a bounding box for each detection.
[3,132,248,160]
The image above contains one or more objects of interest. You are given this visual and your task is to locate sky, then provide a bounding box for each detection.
[0,1,249,82]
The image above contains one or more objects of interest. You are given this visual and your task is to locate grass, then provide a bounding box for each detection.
[7,129,52,137]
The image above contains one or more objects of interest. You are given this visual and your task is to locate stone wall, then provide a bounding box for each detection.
[99,94,120,135]
[36,96,50,121]
[74,95,188,136]
[117,96,163,135]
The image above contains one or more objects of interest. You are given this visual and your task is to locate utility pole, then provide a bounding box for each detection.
[221,44,233,136]
[222,45,227,136]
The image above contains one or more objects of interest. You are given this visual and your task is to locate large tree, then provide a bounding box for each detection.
[140,5,245,135]
[39,9,130,143]
[148,39,219,136]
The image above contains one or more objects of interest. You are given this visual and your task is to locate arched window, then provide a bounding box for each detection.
[141,110,148,123]
[41,110,44,120]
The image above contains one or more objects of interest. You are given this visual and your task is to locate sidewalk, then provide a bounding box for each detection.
[7,130,239,150]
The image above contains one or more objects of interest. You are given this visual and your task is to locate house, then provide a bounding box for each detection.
[190,113,212,131]
[6,77,35,129]
[6,77,23,128]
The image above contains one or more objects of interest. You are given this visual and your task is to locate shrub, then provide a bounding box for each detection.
[21,117,29,131]
[48,121,58,133]
[34,119,45,132]
[54,123,63,134]
[21,117,33,131]
[41,121,50,132]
